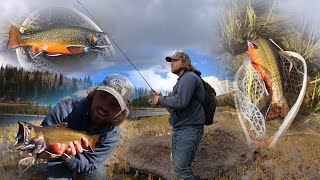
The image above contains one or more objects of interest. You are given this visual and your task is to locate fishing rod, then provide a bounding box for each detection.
[76,0,155,92]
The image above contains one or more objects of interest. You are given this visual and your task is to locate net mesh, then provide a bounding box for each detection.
[234,60,268,140]
[234,51,306,142]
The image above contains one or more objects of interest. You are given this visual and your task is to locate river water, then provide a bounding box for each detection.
[0,108,169,124]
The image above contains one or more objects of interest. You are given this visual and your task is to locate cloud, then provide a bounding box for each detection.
[127,65,229,96]
[0,0,219,73]
[1,0,319,82]
[202,76,234,96]
[128,65,178,92]
[0,53,21,67]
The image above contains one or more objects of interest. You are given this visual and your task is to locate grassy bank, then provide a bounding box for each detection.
[1,113,320,179]
[0,102,51,116]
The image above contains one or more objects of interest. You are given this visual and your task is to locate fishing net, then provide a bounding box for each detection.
[234,50,307,147]
[234,60,268,141]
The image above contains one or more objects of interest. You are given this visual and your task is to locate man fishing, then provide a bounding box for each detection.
[152,51,205,179]
[38,74,134,179]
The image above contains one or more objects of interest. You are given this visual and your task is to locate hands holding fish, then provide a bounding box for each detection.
[37,137,89,161]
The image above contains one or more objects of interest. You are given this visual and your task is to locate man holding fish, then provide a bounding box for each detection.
[12,74,134,179]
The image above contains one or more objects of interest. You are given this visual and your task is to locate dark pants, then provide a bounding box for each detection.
[172,126,204,180]
[47,162,108,180]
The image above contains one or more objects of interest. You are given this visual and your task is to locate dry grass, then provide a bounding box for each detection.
[200,109,320,179]
[216,0,248,55]
[108,115,171,178]
[2,115,320,179]
[282,17,320,62]
[120,115,171,139]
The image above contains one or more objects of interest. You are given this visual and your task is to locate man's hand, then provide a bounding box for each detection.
[153,95,160,106]
[150,92,161,106]
[37,137,89,161]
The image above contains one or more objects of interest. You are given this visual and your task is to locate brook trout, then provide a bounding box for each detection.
[247,33,289,120]
[10,121,100,156]
[7,25,108,56]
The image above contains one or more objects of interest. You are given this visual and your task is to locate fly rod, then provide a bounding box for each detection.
[76,0,155,92]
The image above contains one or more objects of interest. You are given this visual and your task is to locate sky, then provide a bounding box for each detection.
[0,0,319,95]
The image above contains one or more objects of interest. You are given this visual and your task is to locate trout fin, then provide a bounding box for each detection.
[90,134,100,152]
[267,101,289,120]
[60,153,70,160]
[46,53,62,57]
[7,25,21,49]
[32,47,41,54]
[46,144,63,155]
[44,150,63,157]
[67,45,85,54]
[32,52,43,58]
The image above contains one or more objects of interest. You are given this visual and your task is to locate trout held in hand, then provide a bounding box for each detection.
[10,121,100,156]
[7,25,109,56]
[247,33,289,120]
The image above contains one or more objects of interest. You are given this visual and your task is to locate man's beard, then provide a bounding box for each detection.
[90,113,113,127]
[172,66,183,75]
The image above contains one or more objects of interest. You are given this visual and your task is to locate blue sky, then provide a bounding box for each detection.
[71,48,225,87]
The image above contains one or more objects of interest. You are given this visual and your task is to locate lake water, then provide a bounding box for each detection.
[0,109,169,124]
[0,114,44,124]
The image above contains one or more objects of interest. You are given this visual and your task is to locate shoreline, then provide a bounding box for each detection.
[0,113,46,117]
[129,107,168,111]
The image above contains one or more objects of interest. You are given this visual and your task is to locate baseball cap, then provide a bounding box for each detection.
[165,51,190,62]
[97,74,134,111]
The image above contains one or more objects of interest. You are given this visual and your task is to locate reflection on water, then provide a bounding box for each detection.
[0,108,169,124]
[0,115,44,124]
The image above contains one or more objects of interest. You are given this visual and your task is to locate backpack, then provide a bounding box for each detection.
[193,70,217,125]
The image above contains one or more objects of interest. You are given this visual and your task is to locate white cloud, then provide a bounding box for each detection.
[1,0,319,79]
[127,65,229,96]
[0,0,220,72]
[0,53,21,67]
[202,76,233,96]
[128,67,178,92]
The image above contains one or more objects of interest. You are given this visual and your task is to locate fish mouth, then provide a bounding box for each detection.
[94,33,111,48]
[10,121,46,154]
[10,121,30,150]
[10,121,41,153]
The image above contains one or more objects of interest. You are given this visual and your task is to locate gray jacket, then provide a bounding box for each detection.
[159,71,205,128]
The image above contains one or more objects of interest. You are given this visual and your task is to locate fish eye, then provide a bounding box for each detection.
[26,125,33,130]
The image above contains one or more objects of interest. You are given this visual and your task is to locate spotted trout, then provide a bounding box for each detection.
[7,25,108,56]
[247,33,289,120]
[10,121,100,156]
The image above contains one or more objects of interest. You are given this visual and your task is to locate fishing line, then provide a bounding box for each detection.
[76,0,155,92]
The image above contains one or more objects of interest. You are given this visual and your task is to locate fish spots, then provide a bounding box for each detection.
[9,26,104,56]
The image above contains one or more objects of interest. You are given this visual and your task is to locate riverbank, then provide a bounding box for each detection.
[0,101,51,116]
[113,107,320,179]
[0,113,46,117]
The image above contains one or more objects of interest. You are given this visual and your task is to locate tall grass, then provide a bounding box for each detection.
[282,17,320,62]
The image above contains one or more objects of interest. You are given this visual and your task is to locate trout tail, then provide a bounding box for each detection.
[267,99,289,120]
[7,25,21,49]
